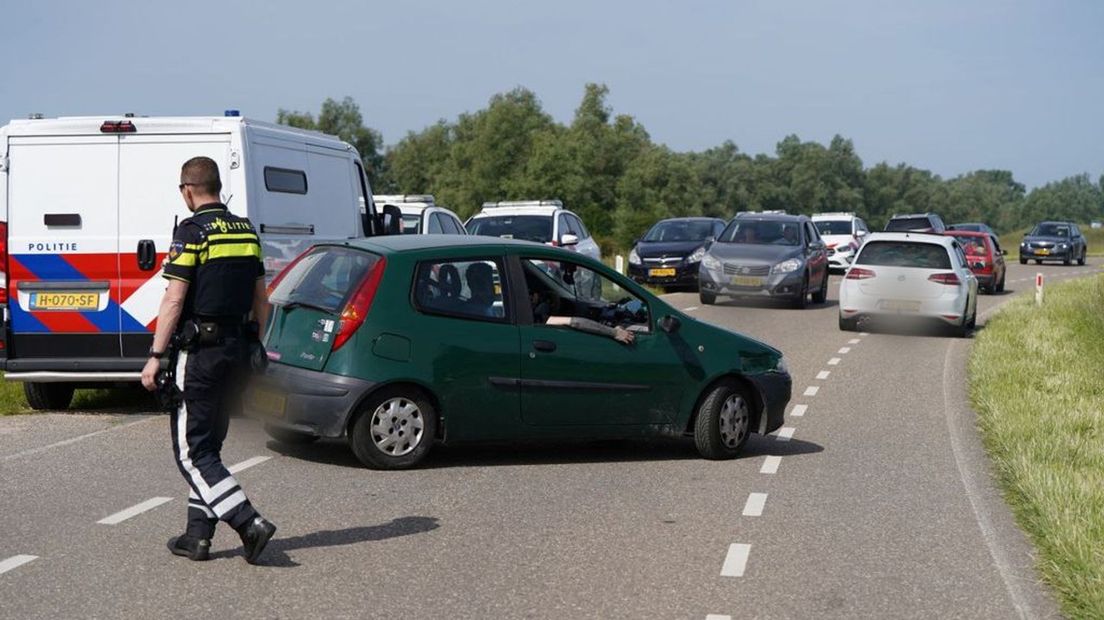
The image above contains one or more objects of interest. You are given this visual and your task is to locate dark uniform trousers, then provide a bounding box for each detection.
[170,336,257,539]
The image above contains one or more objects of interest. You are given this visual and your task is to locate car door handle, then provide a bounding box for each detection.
[533,340,557,353]
[137,239,157,271]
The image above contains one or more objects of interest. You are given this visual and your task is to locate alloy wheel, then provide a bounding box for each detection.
[370,397,425,456]
[718,393,750,448]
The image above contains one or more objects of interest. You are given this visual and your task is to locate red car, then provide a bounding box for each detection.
[945,230,1006,293]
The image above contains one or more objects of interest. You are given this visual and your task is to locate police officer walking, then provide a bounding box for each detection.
[141,156,276,564]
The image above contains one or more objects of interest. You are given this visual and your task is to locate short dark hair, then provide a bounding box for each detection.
[180,156,222,196]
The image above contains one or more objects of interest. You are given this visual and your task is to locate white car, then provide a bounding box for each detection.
[372,195,467,235]
[465,200,602,261]
[812,212,870,272]
[839,232,978,336]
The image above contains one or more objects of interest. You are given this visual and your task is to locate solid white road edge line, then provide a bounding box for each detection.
[2,418,154,462]
[97,497,174,525]
[0,555,38,575]
[827,357,841,365]
[227,455,272,474]
[816,370,830,380]
[790,404,808,417]
[803,386,819,396]
[742,493,768,517]
[720,543,751,577]
[760,455,781,474]
[838,346,851,354]
[776,427,795,442]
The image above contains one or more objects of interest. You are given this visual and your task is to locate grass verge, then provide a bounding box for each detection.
[0,376,155,415]
[969,274,1104,618]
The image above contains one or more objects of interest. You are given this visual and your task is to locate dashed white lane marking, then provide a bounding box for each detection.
[2,418,153,462]
[828,357,841,365]
[706,615,732,620]
[0,555,38,575]
[760,455,781,474]
[838,346,851,354]
[803,386,819,396]
[859,332,870,336]
[97,497,174,525]
[816,370,830,380]
[742,493,768,517]
[776,427,795,442]
[683,306,700,312]
[790,404,808,417]
[227,456,272,474]
[848,338,861,344]
[720,543,752,577]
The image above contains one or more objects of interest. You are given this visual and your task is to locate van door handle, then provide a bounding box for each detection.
[137,240,157,271]
[533,340,557,353]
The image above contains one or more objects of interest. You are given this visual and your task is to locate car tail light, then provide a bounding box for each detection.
[928,273,961,285]
[332,257,387,352]
[845,267,876,280]
[0,222,7,304]
[941,314,961,321]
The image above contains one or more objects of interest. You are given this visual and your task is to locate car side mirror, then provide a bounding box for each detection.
[705,236,715,248]
[560,233,579,247]
[659,314,681,334]
[1001,249,1007,256]
[856,230,867,237]
[382,204,403,235]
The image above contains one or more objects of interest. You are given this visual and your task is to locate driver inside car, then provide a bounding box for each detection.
[526,262,636,346]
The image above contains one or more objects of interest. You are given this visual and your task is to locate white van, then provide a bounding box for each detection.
[0,113,386,409]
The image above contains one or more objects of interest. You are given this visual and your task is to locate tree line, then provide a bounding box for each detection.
[278,85,1104,251]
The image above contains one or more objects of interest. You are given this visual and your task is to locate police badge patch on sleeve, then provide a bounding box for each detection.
[167,240,184,261]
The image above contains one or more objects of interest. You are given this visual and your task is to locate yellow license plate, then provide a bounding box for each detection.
[29,292,99,311]
[1034,249,1050,256]
[248,388,286,417]
[882,300,921,312]
[731,276,763,287]
[649,268,677,277]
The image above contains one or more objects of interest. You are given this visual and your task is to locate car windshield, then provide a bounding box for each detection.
[855,241,951,269]
[401,214,421,234]
[1031,223,1070,237]
[719,220,801,246]
[269,247,381,313]
[467,215,552,243]
[643,220,716,242]
[814,220,852,235]
[885,217,934,232]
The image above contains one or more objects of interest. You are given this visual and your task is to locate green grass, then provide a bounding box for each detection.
[1001,224,1104,257]
[969,274,1104,618]
[0,376,155,415]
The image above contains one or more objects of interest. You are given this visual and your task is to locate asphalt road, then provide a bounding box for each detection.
[1,259,1097,619]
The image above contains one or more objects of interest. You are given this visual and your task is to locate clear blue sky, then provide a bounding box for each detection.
[3,0,1101,188]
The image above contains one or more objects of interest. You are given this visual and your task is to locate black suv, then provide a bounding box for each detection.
[885,213,947,233]
[698,213,830,308]
[1019,221,1087,266]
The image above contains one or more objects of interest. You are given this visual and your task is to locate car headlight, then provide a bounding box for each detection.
[702,253,722,270]
[1021,241,1029,248]
[688,245,706,263]
[1058,243,1068,250]
[771,258,802,274]
[628,249,641,265]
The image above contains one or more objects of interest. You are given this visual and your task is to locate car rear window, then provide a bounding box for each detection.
[855,241,951,269]
[269,247,381,313]
[814,220,852,235]
[884,217,933,232]
[950,236,988,255]
[467,215,552,243]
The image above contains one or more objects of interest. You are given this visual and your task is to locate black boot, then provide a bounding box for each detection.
[167,535,211,561]
[236,516,276,564]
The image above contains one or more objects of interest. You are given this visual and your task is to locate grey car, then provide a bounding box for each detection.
[698,213,831,308]
[1019,221,1087,265]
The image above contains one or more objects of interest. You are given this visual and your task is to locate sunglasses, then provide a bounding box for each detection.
[178,183,197,191]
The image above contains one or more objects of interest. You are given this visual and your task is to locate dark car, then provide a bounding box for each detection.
[249,235,792,469]
[1019,221,1087,266]
[698,213,830,308]
[885,213,947,233]
[628,217,726,290]
[945,230,1006,293]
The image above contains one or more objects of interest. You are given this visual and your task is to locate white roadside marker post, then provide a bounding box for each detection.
[615,255,625,275]
[1035,273,1044,306]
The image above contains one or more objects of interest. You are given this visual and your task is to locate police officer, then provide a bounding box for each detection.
[141,156,276,564]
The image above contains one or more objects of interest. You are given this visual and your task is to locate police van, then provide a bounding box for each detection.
[0,112,389,409]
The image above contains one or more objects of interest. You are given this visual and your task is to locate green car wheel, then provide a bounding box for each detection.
[694,380,752,459]
[350,387,437,470]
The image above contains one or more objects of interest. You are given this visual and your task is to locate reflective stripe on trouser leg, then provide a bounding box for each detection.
[187,489,216,518]
[171,349,252,523]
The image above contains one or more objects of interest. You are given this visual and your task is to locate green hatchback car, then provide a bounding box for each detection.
[248,235,791,469]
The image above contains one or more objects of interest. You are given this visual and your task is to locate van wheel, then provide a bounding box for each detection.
[24,382,75,411]
[694,380,751,460]
[699,291,716,305]
[264,425,319,445]
[349,387,436,470]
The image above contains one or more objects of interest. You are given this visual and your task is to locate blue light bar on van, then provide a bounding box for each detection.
[224,109,241,117]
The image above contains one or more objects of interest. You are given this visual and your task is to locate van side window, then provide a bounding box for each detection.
[264,167,308,194]
[413,259,508,322]
[428,213,444,234]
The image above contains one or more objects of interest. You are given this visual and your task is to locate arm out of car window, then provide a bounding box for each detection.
[546,316,635,345]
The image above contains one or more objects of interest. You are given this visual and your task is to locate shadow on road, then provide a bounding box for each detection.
[210,515,440,567]
[710,297,839,311]
[741,434,824,458]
